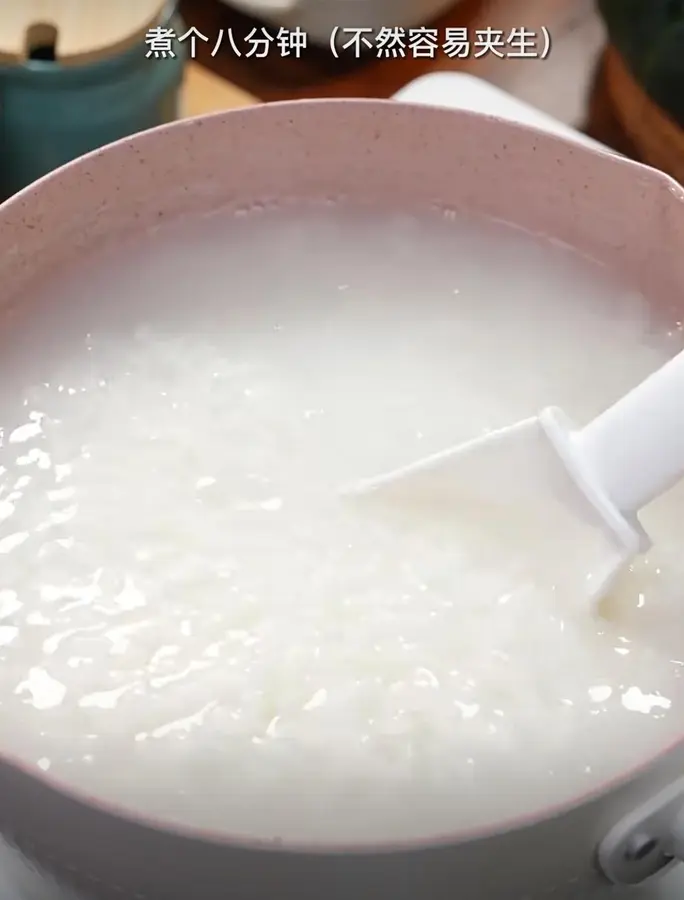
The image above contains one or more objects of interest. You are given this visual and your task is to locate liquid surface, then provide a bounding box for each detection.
[0,206,683,844]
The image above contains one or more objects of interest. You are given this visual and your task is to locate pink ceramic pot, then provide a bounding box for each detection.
[1,99,684,900]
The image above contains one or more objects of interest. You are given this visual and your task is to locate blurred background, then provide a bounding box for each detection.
[0,0,683,197]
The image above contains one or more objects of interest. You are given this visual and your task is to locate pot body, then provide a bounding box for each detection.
[1,745,684,899]
[220,0,460,45]
[0,98,684,898]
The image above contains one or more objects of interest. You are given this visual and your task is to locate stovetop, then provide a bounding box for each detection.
[2,72,682,900]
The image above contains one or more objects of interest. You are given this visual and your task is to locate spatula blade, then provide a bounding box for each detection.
[343,413,637,609]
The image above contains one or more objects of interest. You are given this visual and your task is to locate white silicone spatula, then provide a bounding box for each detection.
[344,347,684,605]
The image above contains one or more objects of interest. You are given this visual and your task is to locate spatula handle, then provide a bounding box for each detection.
[576,347,684,515]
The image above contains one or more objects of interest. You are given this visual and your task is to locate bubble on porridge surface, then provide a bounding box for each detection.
[0,204,682,844]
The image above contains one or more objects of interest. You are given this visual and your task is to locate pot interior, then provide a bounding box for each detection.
[0,99,684,850]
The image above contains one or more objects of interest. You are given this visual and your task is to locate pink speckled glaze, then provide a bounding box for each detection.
[1,99,684,900]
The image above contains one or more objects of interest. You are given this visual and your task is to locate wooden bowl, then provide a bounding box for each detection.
[603,43,684,185]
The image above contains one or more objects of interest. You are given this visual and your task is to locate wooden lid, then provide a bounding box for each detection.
[0,0,168,66]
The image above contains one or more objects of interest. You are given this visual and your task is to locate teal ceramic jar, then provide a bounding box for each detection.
[0,4,186,199]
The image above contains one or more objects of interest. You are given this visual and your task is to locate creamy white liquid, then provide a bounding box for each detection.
[0,206,683,844]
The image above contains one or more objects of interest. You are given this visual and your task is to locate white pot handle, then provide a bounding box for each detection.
[598,775,684,885]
